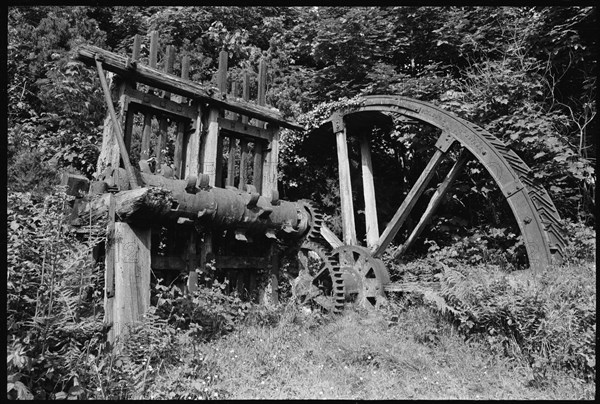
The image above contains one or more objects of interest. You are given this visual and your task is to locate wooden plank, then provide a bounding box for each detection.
[239,139,249,190]
[214,255,268,269]
[76,44,303,130]
[231,81,238,121]
[261,132,279,198]
[95,59,139,189]
[124,86,196,120]
[359,133,379,248]
[218,117,275,141]
[103,193,116,346]
[140,32,158,161]
[96,75,124,175]
[185,102,203,178]
[174,56,191,178]
[131,34,141,62]
[201,108,220,186]
[226,136,236,187]
[187,231,198,293]
[110,223,151,348]
[333,114,357,245]
[215,135,224,187]
[156,45,175,168]
[371,148,446,257]
[268,243,279,304]
[257,58,267,129]
[242,71,250,125]
[253,142,263,193]
[320,224,344,249]
[151,255,187,270]
[393,150,470,259]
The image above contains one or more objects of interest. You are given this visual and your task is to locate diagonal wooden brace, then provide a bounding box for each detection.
[95,55,140,190]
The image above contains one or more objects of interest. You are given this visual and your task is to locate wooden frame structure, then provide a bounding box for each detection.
[76,32,303,347]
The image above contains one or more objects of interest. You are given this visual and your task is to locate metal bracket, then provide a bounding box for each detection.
[505,179,525,198]
[434,132,455,153]
[331,113,345,134]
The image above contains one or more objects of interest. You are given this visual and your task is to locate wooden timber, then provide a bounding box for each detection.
[76,44,303,130]
[359,133,379,248]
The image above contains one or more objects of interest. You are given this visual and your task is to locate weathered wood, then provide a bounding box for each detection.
[226,137,236,187]
[320,224,344,249]
[187,231,198,293]
[261,132,279,198]
[230,81,238,121]
[214,255,268,269]
[257,58,267,129]
[104,194,116,346]
[109,223,151,348]
[124,87,196,120]
[239,139,249,189]
[332,114,357,245]
[185,103,203,178]
[359,133,379,248]
[156,46,175,168]
[394,150,470,259]
[132,34,141,62]
[218,117,275,141]
[215,135,224,187]
[372,148,446,257]
[61,173,90,197]
[76,44,303,130]
[140,32,158,161]
[174,56,191,178]
[242,71,250,125]
[95,58,139,189]
[96,75,124,176]
[202,108,220,186]
[74,187,173,226]
[150,254,187,270]
[253,142,264,193]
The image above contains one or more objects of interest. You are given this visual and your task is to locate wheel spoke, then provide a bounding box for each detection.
[359,133,379,248]
[333,114,358,245]
[320,224,343,249]
[371,145,448,257]
[393,149,471,259]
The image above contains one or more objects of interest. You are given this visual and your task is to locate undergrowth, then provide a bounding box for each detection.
[384,222,596,385]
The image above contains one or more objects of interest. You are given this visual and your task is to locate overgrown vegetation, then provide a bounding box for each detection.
[6,5,596,400]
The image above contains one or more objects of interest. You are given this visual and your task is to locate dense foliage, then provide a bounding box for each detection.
[6,5,596,399]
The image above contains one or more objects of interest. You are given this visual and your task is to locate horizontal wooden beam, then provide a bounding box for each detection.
[77,45,303,130]
[215,256,268,269]
[218,117,274,142]
[124,86,196,120]
[151,255,187,271]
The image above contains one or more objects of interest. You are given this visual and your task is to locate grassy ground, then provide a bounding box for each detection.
[144,301,594,400]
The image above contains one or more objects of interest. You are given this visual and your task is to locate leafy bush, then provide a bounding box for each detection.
[397,261,595,383]
[7,188,105,399]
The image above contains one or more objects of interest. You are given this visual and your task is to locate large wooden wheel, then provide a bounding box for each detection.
[318,95,566,274]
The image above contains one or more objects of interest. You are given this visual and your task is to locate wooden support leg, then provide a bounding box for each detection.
[261,243,280,305]
[109,222,151,351]
[187,230,198,293]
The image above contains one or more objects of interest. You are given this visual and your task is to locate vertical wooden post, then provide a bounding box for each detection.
[239,139,249,190]
[110,222,151,349]
[332,114,357,245]
[104,194,116,343]
[202,107,220,185]
[156,45,175,168]
[185,102,203,179]
[226,137,236,187]
[242,71,250,125]
[359,133,379,248]
[187,230,198,293]
[140,31,158,161]
[174,55,190,179]
[122,35,142,153]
